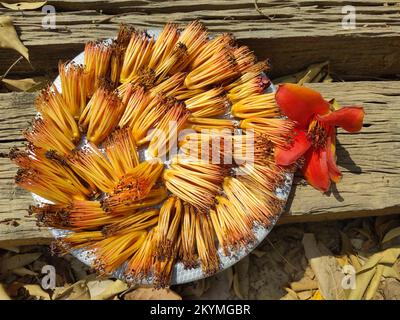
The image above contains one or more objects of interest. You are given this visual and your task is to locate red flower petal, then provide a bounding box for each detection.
[275,128,311,166]
[326,134,342,183]
[317,106,364,133]
[275,84,330,129]
[302,149,330,192]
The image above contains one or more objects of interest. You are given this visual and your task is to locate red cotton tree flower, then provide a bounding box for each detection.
[274,83,365,192]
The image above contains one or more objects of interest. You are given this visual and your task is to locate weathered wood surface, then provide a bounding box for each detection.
[1,0,400,79]
[0,81,399,244]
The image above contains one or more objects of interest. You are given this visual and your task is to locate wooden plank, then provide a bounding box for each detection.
[1,0,399,79]
[0,81,399,244]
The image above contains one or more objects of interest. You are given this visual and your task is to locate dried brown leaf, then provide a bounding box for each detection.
[365,265,384,300]
[282,287,298,300]
[290,278,318,292]
[12,267,38,277]
[52,280,91,300]
[382,227,400,244]
[348,248,400,299]
[302,233,346,300]
[251,249,266,258]
[1,77,46,92]
[0,252,42,273]
[1,1,46,10]
[297,290,313,300]
[88,279,128,300]
[382,265,400,280]
[0,283,11,300]
[0,16,29,61]
[124,287,181,300]
[23,284,50,300]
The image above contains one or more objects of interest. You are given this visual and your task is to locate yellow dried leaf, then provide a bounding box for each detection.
[380,247,400,265]
[1,77,46,92]
[382,265,400,280]
[283,287,299,300]
[348,267,376,300]
[52,280,91,300]
[290,278,318,292]
[365,265,384,300]
[297,290,313,300]
[310,290,324,300]
[336,255,349,268]
[24,284,50,300]
[124,287,181,300]
[1,1,46,10]
[302,233,346,300]
[274,61,329,84]
[88,279,128,300]
[348,248,400,300]
[0,16,29,61]
[382,226,400,244]
[0,284,11,300]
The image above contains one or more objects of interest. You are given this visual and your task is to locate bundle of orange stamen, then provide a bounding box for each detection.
[12,21,296,288]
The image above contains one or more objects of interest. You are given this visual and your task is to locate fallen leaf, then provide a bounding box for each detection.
[52,280,91,300]
[335,255,349,268]
[383,278,400,300]
[382,226,400,244]
[302,233,346,300]
[0,284,11,300]
[124,287,181,300]
[87,279,128,300]
[290,278,318,292]
[339,231,353,254]
[365,265,384,300]
[375,216,400,241]
[251,249,266,258]
[282,287,298,300]
[12,267,38,277]
[1,1,47,10]
[0,252,42,273]
[0,16,29,61]
[310,290,324,300]
[382,265,400,280]
[297,290,312,300]
[274,61,329,84]
[322,74,333,83]
[349,254,363,271]
[348,248,400,299]
[23,284,50,300]
[1,77,46,92]
[0,246,20,253]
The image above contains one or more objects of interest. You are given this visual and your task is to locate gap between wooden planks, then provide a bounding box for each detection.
[0,81,399,245]
[0,0,399,79]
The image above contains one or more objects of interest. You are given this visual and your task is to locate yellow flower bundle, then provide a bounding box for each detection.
[12,21,296,288]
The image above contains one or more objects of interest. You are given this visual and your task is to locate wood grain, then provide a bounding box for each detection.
[0,81,399,244]
[1,0,399,79]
